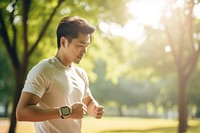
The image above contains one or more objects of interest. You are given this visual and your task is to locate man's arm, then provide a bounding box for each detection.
[16,92,87,121]
[83,96,104,119]
[16,92,60,121]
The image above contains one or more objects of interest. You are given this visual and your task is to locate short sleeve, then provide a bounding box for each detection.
[22,61,53,98]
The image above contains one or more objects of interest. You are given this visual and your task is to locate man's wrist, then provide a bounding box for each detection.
[59,105,72,119]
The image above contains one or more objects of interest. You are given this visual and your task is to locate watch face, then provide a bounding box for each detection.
[61,107,70,116]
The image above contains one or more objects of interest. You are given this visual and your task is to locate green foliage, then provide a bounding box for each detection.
[0,40,14,103]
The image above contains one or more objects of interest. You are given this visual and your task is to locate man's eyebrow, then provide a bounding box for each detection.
[80,41,90,45]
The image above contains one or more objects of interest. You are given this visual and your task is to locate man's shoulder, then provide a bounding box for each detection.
[30,57,55,74]
[40,57,58,66]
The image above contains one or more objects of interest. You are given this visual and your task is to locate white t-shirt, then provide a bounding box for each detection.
[22,57,92,133]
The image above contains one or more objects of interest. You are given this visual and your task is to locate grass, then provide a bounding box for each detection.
[82,117,200,133]
[1,117,200,133]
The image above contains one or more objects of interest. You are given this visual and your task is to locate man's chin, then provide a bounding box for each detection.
[73,60,81,64]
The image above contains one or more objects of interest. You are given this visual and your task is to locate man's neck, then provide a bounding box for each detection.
[55,52,72,67]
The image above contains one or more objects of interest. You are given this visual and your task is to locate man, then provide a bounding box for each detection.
[16,16,104,133]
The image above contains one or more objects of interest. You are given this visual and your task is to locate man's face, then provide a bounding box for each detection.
[64,32,90,64]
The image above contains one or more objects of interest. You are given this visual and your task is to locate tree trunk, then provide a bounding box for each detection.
[3,96,9,117]
[178,75,187,133]
[118,104,123,116]
[8,69,26,133]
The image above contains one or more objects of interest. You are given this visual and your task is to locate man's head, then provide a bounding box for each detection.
[56,16,95,48]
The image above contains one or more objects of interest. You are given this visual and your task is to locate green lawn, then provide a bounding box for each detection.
[82,117,200,133]
[1,117,200,133]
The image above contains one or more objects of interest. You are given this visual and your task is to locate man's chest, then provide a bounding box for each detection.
[48,69,86,101]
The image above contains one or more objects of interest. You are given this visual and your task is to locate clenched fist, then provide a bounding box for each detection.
[93,105,104,119]
[87,102,104,119]
[70,102,87,119]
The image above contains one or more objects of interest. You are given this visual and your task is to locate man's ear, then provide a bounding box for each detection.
[60,37,68,47]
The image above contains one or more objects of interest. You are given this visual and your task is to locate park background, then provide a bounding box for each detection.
[0,0,200,133]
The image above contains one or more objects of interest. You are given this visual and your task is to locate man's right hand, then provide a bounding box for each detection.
[69,102,87,119]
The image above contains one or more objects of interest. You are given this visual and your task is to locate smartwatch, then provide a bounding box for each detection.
[59,106,72,119]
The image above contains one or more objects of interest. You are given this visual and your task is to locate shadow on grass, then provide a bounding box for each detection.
[187,124,200,133]
[99,126,176,133]
[99,125,200,133]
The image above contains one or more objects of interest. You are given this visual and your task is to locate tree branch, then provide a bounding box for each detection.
[177,8,184,67]
[29,0,64,55]
[0,10,20,69]
[0,10,11,51]
[9,0,19,51]
[163,20,179,68]
[183,2,195,71]
[187,1,194,53]
[22,0,31,54]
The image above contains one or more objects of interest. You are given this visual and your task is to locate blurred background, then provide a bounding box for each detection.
[0,0,200,133]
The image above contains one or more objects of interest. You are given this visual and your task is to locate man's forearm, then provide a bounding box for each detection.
[16,105,60,122]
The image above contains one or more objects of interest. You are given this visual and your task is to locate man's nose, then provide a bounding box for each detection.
[82,46,87,54]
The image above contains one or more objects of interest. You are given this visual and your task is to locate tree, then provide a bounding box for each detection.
[161,1,200,132]
[125,0,200,132]
[0,0,64,132]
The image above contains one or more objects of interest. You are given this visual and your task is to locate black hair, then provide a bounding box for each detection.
[56,16,95,48]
